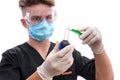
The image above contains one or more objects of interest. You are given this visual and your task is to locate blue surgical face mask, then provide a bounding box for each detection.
[29,20,54,42]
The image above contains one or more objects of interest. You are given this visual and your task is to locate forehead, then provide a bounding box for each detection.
[26,4,52,14]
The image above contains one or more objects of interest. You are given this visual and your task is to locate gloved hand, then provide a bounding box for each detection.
[78,26,104,54]
[37,41,74,80]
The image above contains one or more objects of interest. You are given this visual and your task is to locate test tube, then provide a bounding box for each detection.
[59,28,70,50]
[70,29,82,35]
[64,28,70,40]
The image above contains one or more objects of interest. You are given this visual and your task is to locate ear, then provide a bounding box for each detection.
[20,19,29,29]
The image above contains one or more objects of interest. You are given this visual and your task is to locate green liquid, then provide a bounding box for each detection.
[70,29,82,35]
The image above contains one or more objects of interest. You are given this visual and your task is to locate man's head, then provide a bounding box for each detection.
[19,0,56,42]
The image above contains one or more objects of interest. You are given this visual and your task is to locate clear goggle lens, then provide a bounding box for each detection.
[24,9,56,24]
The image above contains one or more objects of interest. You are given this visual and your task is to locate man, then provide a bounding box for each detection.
[0,0,114,80]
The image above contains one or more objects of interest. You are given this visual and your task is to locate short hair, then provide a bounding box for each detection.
[19,0,55,17]
[19,0,55,8]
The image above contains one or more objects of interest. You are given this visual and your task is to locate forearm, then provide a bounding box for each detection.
[94,50,114,80]
[26,71,42,80]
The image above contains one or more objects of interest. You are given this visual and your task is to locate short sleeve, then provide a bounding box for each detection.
[73,49,95,80]
[0,48,21,80]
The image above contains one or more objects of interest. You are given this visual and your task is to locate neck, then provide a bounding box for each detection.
[28,38,51,59]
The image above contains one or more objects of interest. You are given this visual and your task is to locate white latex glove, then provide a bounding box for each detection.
[78,26,104,54]
[37,42,74,80]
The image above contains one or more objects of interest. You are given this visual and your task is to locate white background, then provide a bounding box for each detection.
[0,0,120,80]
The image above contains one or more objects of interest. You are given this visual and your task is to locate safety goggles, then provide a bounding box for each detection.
[24,9,56,24]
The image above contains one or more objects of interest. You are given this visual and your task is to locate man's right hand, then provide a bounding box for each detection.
[37,41,74,80]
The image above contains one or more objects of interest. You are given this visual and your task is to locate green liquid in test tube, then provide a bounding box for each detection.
[70,29,82,35]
